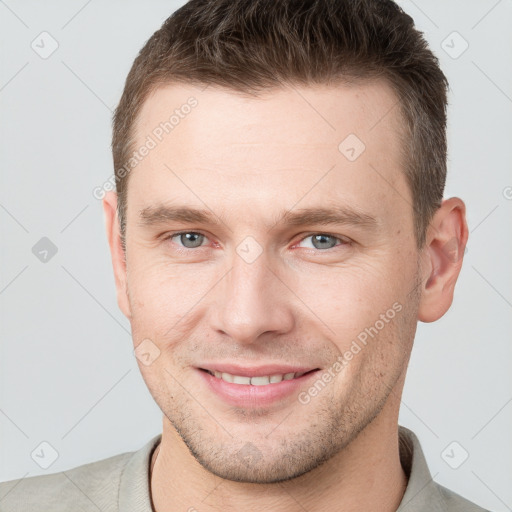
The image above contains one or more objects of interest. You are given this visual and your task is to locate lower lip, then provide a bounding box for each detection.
[196,369,320,408]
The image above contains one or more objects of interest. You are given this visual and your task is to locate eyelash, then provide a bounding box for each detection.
[163,231,350,254]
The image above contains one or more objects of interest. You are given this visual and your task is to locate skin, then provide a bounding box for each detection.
[103,81,468,512]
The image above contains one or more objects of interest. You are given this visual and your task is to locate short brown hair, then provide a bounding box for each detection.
[112,0,449,248]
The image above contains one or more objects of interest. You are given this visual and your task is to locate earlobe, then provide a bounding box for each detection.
[102,192,132,319]
[417,198,468,323]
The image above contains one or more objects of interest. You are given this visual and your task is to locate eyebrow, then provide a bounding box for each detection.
[138,204,378,231]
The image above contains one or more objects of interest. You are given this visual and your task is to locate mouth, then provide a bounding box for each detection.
[199,368,319,386]
[196,365,321,407]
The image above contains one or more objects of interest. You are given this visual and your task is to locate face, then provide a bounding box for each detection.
[117,81,424,483]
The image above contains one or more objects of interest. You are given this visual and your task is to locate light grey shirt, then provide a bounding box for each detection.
[0,425,490,511]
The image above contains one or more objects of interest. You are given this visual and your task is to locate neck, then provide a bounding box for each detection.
[150,411,407,512]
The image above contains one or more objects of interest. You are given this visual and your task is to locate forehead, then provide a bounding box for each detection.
[129,80,411,231]
[135,80,404,159]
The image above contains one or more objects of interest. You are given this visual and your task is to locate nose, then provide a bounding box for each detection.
[210,249,295,345]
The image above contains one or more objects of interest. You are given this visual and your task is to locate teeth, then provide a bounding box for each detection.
[233,375,251,385]
[251,376,270,386]
[208,370,307,385]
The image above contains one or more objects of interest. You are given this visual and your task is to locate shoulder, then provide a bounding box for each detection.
[0,450,133,512]
[435,482,492,512]
[398,426,492,512]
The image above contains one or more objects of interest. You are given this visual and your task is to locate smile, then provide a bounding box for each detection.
[202,369,311,386]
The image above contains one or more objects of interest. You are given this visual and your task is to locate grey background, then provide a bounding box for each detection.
[0,1,511,510]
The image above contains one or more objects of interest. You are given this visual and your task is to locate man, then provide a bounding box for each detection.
[0,0,490,510]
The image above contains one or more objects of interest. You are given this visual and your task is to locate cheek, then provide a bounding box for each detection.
[126,254,215,338]
[292,264,390,330]
[291,253,415,351]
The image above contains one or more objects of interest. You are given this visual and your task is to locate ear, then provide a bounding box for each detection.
[102,191,132,319]
[418,197,468,323]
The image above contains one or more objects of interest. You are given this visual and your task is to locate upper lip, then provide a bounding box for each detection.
[197,364,320,377]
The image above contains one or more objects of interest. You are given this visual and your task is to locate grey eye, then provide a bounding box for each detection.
[312,234,338,250]
[173,232,205,249]
[298,234,341,250]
